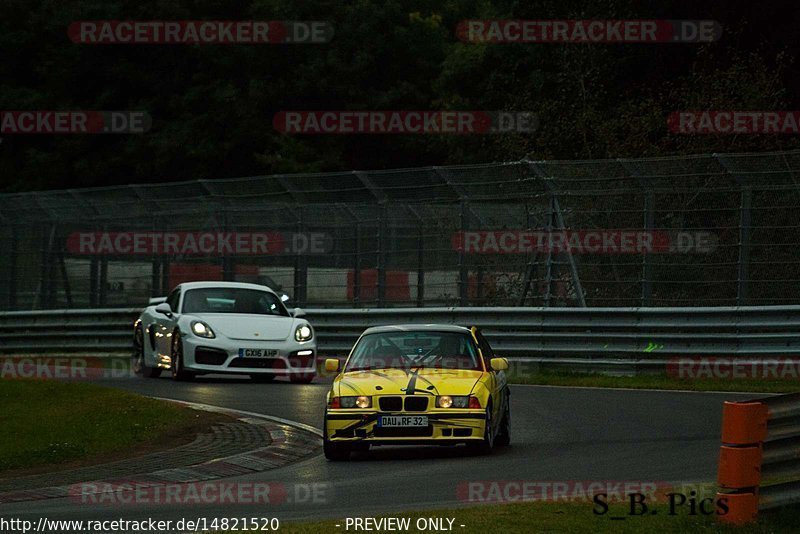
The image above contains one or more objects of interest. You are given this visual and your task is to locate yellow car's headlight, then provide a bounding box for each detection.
[437,395,474,408]
[332,396,372,409]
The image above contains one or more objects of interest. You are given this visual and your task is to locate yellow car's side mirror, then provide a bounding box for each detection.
[324,358,340,373]
[490,357,509,372]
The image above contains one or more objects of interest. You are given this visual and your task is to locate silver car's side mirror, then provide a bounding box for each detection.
[154,303,173,317]
[292,307,306,318]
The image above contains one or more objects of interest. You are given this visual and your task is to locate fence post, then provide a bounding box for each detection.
[222,211,235,282]
[543,195,554,307]
[377,202,387,307]
[459,199,469,306]
[57,251,72,308]
[618,159,653,306]
[551,195,586,307]
[353,220,361,307]
[151,259,161,298]
[417,223,425,307]
[160,260,169,296]
[737,186,752,306]
[98,258,108,307]
[89,257,98,307]
[715,154,752,306]
[8,225,17,309]
[294,207,308,307]
[642,191,654,306]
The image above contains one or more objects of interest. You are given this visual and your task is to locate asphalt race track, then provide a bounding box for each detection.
[0,375,755,528]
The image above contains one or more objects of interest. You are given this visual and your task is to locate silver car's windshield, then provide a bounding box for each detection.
[181,288,289,316]
[345,331,482,372]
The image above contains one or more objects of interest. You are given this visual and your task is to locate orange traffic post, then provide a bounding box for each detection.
[716,401,767,525]
[721,401,768,444]
[716,492,758,525]
[718,445,762,488]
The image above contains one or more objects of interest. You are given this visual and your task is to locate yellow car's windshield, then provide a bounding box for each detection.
[345,331,482,372]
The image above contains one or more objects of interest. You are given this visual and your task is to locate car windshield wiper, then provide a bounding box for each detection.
[347,366,374,371]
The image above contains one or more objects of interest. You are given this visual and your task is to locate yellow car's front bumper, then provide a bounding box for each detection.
[325,409,487,444]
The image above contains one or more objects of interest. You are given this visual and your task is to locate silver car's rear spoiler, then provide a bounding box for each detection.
[148,296,167,305]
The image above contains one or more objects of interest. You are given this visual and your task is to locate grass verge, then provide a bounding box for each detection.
[272,500,800,534]
[0,378,225,477]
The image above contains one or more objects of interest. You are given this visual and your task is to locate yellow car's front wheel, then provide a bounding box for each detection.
[496,397,511,447]
[468,404,495,455]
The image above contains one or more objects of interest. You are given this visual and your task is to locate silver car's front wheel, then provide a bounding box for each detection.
[170,331,193,381]
[134,326,161,378]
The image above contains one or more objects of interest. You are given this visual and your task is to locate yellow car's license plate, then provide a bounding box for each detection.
[377,415,428,427]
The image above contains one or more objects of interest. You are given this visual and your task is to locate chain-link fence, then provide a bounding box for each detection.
[0,149,798,310]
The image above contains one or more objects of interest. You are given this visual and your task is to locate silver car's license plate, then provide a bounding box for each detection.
[377,415,428,427]
[238,348,278,358]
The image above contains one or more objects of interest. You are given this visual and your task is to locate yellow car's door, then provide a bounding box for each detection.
[471,327,508,434]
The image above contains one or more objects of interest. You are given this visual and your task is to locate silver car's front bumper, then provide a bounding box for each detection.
[181,335,317,376]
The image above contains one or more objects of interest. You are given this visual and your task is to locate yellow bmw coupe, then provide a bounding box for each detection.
[323,324,510,461]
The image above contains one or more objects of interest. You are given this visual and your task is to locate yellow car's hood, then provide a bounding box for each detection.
[336,368,484,397]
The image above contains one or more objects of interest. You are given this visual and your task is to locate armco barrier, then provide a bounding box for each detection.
[304,306,800,357]
[2,306,800,365]
[717,393,800,524]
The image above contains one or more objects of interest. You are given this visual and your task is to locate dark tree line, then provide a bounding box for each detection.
[0,0,798,191]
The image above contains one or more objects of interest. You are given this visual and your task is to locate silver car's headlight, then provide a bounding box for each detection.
[191,321,215,338]
[295,324,313,342]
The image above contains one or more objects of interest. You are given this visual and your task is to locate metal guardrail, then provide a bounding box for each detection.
[0,308,140,353]
[306,306,800,357]
[716,393,800,524]
[2,306,800,362]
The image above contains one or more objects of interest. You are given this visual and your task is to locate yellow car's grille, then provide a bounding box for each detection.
[377,396,429,412]
[378,396,402,411]
[404,397,428,411]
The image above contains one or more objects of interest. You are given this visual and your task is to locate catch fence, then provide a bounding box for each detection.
[1,149,798,310]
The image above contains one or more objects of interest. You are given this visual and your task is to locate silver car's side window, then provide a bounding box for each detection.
[165,288,180,312]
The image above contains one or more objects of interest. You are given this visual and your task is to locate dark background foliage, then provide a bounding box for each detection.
[0,0,798,191]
